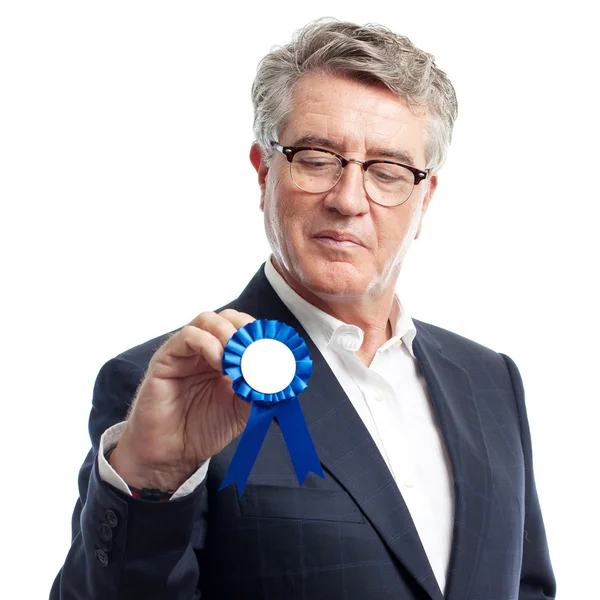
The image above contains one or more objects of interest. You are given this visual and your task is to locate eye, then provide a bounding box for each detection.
[295,150,340,171]
[300,159,336,168]
[369,164,412,184]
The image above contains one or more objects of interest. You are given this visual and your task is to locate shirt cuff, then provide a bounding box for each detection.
[98,422,210,501]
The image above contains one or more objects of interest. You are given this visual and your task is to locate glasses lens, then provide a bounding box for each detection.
[364,163,415,207]
[290,150,342,193]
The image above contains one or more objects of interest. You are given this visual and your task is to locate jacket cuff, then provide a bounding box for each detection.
[98,422,211,500]
[79,454,205,591]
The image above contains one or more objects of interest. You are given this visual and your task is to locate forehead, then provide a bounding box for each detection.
[281,73,429,166]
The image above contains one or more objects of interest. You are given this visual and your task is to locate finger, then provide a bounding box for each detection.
[188,311,238,348]
[217,309,255,331]
[157,325,225,373]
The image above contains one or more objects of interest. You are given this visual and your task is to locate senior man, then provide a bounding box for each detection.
[51,19,555,600]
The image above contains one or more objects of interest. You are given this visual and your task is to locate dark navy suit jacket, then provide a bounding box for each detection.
[51,265,556,599]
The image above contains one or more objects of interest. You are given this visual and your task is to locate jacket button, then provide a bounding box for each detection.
[103,509,118,528]
[95,549,108,567]
[98,523,113,543]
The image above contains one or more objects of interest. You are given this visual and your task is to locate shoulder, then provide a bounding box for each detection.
[414,318,499,354]
[414,319,528,431]
[413,318,515,377]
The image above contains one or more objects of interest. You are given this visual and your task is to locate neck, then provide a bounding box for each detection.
[272,259,396,367]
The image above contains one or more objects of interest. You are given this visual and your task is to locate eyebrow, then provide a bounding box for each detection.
[290,134,417,167]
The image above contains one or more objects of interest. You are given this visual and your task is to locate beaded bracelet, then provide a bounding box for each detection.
[104,446,174,502]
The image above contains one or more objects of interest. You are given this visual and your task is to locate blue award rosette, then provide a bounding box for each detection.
[220,319,324,497]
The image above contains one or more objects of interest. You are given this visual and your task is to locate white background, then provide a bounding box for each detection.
[1,1,598,597]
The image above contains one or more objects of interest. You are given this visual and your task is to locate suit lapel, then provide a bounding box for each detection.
[297,354,445,600]
[412,323,492,600]
[231,267,442,599]
[231,266,490,600]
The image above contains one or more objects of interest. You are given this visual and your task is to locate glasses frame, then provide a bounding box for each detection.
[271,141,429,207]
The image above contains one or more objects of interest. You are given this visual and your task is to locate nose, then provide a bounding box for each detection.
[322,160,370,216]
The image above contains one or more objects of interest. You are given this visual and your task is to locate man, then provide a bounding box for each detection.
[51,19,556,600]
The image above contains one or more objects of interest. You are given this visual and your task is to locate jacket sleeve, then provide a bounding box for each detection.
[50,356,206,600]
[501,354,557,600]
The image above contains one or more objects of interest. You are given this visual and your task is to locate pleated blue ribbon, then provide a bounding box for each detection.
[220,319,324,497]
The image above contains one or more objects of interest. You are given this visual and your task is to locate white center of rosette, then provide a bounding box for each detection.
[240,338,297,394]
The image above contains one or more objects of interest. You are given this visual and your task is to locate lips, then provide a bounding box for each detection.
[313,230,365,247]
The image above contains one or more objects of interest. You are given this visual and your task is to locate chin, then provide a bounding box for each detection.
[294,259,370,298]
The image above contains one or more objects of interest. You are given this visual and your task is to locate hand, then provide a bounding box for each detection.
[109,309,255,491]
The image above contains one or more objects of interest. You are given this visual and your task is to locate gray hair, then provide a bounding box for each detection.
[251,18,458,172]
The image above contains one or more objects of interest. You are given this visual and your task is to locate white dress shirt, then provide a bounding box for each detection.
[98,257,455,592]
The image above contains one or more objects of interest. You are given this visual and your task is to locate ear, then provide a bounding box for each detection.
[414,174,437,240]
[250,142,269,211]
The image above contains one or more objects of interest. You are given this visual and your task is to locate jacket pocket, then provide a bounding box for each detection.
[239,484,364,523]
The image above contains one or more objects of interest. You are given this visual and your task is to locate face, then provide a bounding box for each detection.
[251,73,437,304]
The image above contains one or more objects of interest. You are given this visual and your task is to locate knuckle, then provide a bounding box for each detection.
[180,324,194,337]
[192,311,216,330]
[180,324,203,341]
[197,310,216,321]
[175,325,200,349]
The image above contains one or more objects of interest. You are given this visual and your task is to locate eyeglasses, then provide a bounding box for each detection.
[271,141,429,207]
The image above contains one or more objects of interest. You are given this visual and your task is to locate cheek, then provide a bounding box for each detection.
[375,198,423,256]
[263,172,286,226]
[266,176,313,233]
[263,176,308,248]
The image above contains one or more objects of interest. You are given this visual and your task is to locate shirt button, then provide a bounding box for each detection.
[332,325,363,351]
[404,477,415,488]
[374,392,386,402]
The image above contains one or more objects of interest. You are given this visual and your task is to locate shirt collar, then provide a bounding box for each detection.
[264,257,417,359]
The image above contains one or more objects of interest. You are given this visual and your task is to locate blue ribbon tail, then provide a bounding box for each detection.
[276,398,325,485]
[219,403,275,497]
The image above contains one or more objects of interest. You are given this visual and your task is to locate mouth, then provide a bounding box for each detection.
[313,230,365,248]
